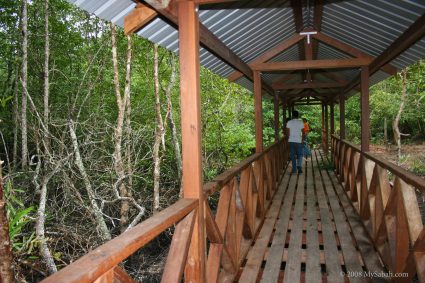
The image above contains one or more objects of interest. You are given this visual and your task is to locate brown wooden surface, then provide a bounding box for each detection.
[273,81,345,90]
[254,71,263,153]
[124,4,157,35]
[113,266,137,283]
[161,210,196,283]
[178,2,206,281]
[251,58,371,71]
[360,66,369,152]
[41,199,197,283]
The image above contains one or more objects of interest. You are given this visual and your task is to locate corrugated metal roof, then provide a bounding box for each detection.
[66,0,425,100]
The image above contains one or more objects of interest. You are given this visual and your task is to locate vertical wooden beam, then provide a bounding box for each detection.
[177,1,206,281]
[324,103,329,154]
[274,94,279,141]
[321,103,325,148]
[330,102,335,135]
[360,66,370,152]
[254,71,263,153]
[339,95,345,139]
[282,97,287,136]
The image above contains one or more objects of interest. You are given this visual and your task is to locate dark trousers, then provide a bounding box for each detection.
[289,142,303,172]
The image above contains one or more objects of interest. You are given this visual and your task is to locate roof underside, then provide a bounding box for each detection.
[67,0,425,104]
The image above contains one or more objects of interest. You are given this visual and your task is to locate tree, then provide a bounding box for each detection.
[393,68,408,162]
[21,0,28,168]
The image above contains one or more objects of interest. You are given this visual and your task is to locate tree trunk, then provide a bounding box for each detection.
[393,69,408,162]
[110,23,132,233]
[162,54,182,197]
[384,117,387,142]
[0,164,14,283]
[69,120,111,241]
[43,0,50,153]
[21,0,28,168]
[153,43,164,212]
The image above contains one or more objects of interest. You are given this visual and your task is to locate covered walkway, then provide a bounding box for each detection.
[238,150,386,282]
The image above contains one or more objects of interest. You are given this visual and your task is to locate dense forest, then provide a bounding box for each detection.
[0,0,424,281]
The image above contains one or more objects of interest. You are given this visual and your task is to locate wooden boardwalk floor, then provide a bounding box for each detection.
[236,150,388,283]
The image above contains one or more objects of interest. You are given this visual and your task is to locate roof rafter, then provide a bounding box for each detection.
[124,4,157,35]
[140,0,275,94]
[312,32,397,75]
[344,12,425,95]
[228,34,304,82]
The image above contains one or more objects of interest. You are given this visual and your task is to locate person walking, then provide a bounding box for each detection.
[303,118,312,158]
[286,110,305,174]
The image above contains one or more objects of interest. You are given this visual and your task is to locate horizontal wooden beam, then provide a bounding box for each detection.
[273,81,345,90]
[124,4,158,35]
[228,34,304,82]
[313,32,397,75]
[252,58,372,72]
[193,0,239,4]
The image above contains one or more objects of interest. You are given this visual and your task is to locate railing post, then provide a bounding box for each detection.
[282,97,287,138]
[177,1,206,281]
[325,102,329,154]
[360,66,370,152]
[254,71,263,153]
[339,94,345,140]
[274,94,279,142]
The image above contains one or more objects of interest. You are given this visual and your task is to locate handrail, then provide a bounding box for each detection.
[203,139,283,197]
[41,198,197,283]
[332,134,425,192]
[41,139,289,283]
[331,135,425,281]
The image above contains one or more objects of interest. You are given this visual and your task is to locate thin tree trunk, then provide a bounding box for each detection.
[153,43,164,212]
[162,54,182,197]
[393,69,408,162]
[12,68,19,169]
[110,23,132,233]
[0,163,14,283]
[21,0,28,168]
[43,0,50,153]
[69,120,111,241]
[384,117,387,142]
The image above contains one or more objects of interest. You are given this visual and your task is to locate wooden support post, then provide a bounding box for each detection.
[321,103,325,149]
[177,1,206,281]
[324,103,329,154]
[360,66,370,152]
[274,94,279,141]
[254,71,263,153]
[282,97,287,136]
[330,102,335,135]
[339,95,345,139]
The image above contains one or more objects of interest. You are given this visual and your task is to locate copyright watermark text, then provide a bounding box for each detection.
[340,271,408,279]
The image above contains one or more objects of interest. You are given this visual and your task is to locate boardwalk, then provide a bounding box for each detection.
[237,150,387,283]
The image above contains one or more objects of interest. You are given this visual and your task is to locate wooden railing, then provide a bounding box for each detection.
[42,139,288,283]
[331,135,425,282]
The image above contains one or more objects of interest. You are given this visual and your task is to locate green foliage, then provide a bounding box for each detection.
[411,159,425,175]
[3,180,37,255]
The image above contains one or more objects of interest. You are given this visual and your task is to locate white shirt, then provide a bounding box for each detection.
[286,119,304,143]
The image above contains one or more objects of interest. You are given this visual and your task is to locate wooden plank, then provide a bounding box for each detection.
[311,151,344,283]
[113,267,137,283]
[316,151,364,282]
[339,96,345,139]
[124,4,157,35]
[238,184,287,283]
[273,81,345,90]
[305,159,321,283]
[324,152,387,279]
[284,167,306,282]
[161,210,196,283]
[261,170,295,282]
[360,66,370,152]
[252,58,371,71]
[254,71,263,153]
[94,269,113,283]
[41,199,197,283]
[177,2,205,281]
